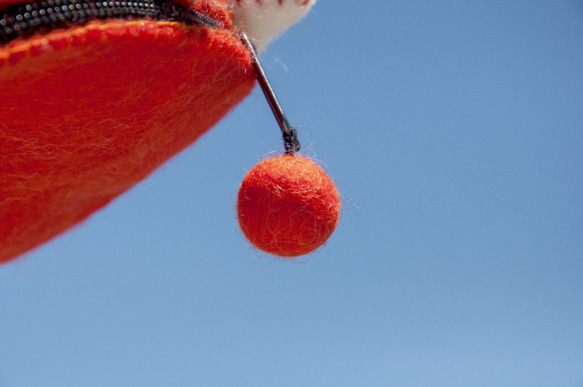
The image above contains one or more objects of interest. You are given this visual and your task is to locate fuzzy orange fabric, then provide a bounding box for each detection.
[0,4,255,263]
[237,155,341,257]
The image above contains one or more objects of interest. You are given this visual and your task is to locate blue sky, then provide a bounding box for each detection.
[1,1,582,386]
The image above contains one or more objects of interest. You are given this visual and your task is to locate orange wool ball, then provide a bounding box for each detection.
[237,154,341,257]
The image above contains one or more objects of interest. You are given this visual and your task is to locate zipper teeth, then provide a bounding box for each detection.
[1,0,219,45]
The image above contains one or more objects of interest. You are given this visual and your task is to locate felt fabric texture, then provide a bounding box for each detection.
[237,155,341,257]
[0,4,255,263]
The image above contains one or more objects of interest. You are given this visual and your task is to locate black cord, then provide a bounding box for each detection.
[240,32,300,154]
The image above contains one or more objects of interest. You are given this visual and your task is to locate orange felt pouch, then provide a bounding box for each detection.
[0,0,255,263]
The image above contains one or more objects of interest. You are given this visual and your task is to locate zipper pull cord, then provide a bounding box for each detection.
[240,32,300,154]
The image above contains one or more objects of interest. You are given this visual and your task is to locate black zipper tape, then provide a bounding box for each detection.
[0,0,219,45]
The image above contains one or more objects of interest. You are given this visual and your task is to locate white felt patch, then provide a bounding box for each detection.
[228,0,316,52]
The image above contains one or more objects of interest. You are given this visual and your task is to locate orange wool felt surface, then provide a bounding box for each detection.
[0,4,256,263]
[237,155,341,258]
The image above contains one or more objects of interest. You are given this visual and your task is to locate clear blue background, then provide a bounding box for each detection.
[1,1,582,386]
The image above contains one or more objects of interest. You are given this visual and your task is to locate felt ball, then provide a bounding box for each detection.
[237,154,341,257]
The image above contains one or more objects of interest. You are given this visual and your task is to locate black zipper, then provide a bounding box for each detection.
[0,0,219,45]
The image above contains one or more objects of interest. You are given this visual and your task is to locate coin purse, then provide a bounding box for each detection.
[0,0,256,262]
